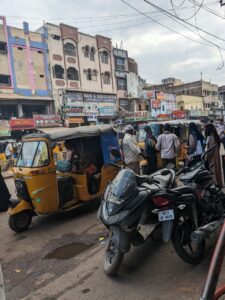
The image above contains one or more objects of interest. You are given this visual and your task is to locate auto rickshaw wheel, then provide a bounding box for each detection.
[8,210,32,233]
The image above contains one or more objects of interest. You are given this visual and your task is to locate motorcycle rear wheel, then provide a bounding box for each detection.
[104,238,124,276]
[172,214,205,264]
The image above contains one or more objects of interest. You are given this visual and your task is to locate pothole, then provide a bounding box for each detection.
[45,242,93,260]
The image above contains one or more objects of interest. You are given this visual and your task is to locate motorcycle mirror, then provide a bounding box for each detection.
[110,148,121,158]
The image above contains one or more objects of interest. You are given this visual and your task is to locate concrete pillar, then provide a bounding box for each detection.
[18,103,23,117]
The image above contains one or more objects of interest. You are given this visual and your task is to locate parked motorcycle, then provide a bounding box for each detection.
[177,144,225,250]
[98,148,206,275]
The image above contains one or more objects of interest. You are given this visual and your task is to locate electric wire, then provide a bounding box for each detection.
[170,0,205,20]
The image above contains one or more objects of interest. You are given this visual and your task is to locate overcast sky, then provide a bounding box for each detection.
[1,0,225,86]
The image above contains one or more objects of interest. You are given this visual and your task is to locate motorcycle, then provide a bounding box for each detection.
[98,150,202,275]
[177,144,225,250]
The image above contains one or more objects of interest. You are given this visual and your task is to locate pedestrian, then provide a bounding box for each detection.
[0,166,11,212]
[205,123,223,186]
[122,124,142,174]
[187,122,205,163]
[4,142,12,160]
[217,119,225,149]
[156,123,180,169]
[144,125,157,174]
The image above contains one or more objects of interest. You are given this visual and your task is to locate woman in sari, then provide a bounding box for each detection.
[205,123,223,186]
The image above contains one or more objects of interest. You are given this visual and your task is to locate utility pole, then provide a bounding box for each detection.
[219,0,225,6]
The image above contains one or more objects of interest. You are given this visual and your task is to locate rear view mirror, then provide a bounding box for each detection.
[110,149,121,158]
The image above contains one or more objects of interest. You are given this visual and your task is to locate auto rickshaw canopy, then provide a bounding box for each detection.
[23,125,117,142]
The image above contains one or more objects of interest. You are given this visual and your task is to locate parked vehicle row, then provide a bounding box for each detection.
[98,145,225,275]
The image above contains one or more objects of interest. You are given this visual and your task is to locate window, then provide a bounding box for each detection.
[162,105,165,111]
[103,72,110,84]
[67,67,79,81]
[101,51,108,64]
[84,46,90,58]
[117,78,127,90]
[138,104,142,111]
[64,42,76,56]
[115,57,125,70]
[18,47,23,51]
[0,74,11,85]
[146,105,149,111]
[53,65,64,79]
[86,69,92,80]
[0,41,7,53]
[52,34,60,41]
[90,47,95,61]
[38,50,42,54]
[17,141,49,168]
[39,75,45,78]
[92,69,97,81]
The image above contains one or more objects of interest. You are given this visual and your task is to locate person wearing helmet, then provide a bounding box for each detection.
[122,124,142,174]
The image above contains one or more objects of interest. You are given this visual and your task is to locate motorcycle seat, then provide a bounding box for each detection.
[180,168,199,182]
[171,186,196,195]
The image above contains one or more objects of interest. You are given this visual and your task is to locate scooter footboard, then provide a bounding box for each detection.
[110,225,131,253]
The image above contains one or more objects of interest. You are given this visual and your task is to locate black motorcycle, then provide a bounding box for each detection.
[176,144,225,255]
[98,153,206,276]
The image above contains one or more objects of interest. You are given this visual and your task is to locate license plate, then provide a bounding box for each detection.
[158,209,174,222]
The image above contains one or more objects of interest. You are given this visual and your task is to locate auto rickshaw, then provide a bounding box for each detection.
[8,125,120,232]
[136,120,203,171]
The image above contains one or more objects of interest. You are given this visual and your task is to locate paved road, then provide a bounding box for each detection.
[1,178,225,300]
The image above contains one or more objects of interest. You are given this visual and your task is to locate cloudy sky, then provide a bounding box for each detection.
[1,0,225,86]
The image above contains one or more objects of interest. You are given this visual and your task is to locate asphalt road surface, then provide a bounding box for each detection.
[1,178,225,300]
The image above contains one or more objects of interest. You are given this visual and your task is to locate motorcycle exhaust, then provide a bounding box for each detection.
[191,219,224,244]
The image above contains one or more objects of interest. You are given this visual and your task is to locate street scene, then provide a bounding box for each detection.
[1,0,225,299]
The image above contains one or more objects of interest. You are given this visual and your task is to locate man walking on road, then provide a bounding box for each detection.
[122,124,142,174]
[156,123,180,169]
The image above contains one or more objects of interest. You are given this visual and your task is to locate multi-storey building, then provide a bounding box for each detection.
[150,78,220,116]
[44,23,117,126]
[113,48,129,115]
[0,16,53,120]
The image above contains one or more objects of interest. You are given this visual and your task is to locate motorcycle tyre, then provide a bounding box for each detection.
[104,238,124,276]
[172,216,205,265]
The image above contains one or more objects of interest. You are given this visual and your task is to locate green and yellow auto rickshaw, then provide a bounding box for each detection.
[8,125,120,232]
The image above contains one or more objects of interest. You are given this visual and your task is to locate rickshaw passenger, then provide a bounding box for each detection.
[65,140,80,172]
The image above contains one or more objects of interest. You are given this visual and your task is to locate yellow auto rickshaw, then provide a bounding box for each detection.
[137,120,203,170]
[8,125,120,232]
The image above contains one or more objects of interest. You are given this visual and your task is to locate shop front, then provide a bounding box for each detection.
[63,91,117,126]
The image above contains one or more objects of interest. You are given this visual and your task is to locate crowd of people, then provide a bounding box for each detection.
[122,120,224,186]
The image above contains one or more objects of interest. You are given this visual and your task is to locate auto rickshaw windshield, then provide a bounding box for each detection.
[17,141,49,168]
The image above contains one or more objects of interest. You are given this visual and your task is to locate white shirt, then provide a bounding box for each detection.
[156,132,180,159]
[122,133,141,164]
[5,143,12,156]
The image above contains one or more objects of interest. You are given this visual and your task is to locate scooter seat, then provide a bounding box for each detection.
[171,186,196,195]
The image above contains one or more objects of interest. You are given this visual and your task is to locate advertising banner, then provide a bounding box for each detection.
[34,115,62,128]
[10,119,35,130]
[65,92,84,107]
[98,107,115,117]
[172,110,185,119]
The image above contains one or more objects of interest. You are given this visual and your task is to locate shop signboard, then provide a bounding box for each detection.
[156,92,166,100]
[64,92,84,107]
[10,118,35,130]
[34,115,62,128]
[0,130,10,137]
[83,93,116,104]
[63,107,85,116]
[98,107,115,117]
[172,110,185,119]
[151,100,161,109]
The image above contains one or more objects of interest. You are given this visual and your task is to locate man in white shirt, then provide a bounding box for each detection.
[122,125,142,174]
[156,123,180,168]
[5,142,12,160]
